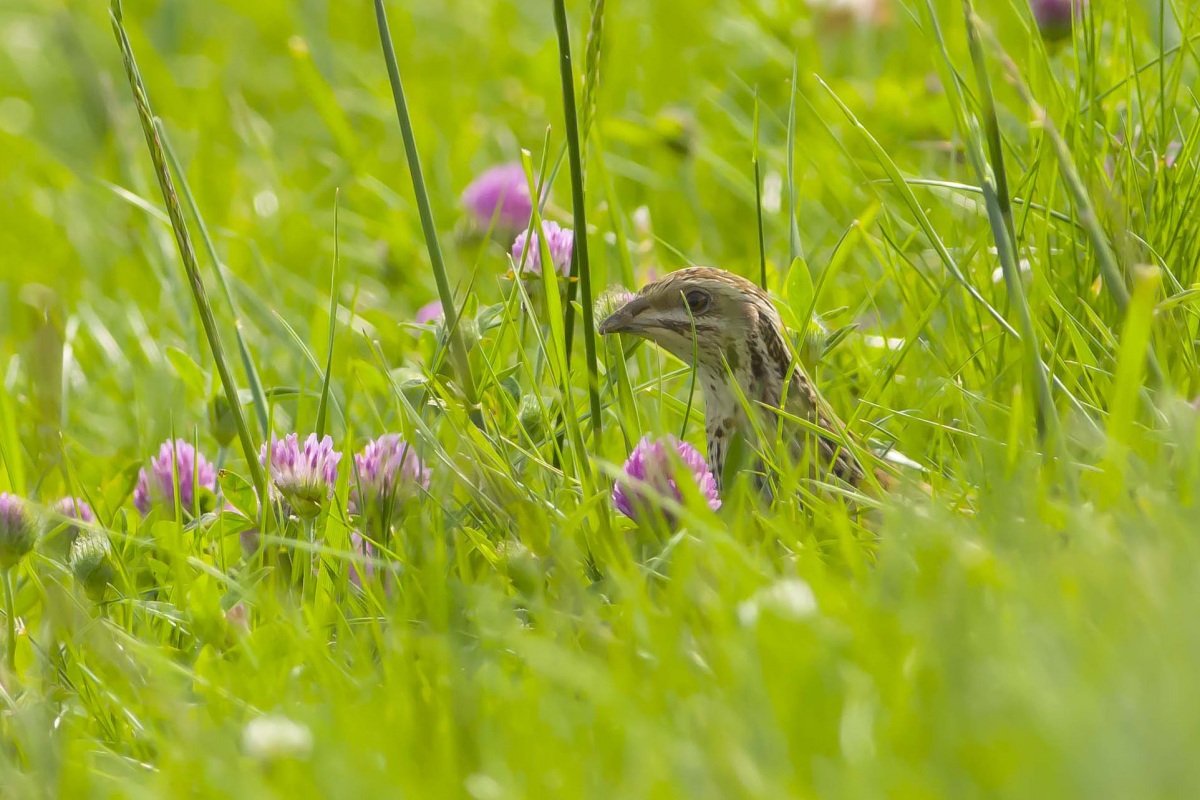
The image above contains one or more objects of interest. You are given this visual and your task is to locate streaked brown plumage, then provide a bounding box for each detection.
[598,266,868,491]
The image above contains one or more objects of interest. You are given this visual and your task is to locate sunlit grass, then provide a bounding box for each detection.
[2,0,1200,796]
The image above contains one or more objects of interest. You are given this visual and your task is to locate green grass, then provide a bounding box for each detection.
[3,0,1200,796]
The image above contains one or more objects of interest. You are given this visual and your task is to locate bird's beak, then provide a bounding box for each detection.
[598,296,648,336]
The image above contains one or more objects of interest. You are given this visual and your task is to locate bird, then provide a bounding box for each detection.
[598,266,899,496]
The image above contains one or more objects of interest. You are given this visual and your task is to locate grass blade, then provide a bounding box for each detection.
[816,75,1012,335]
[972,14,1166,388]
[315,192,341,439]
[817,74,1097,433]
[752,87,767,290]
[155,118,271,439]
[551,0,604,441]
[889,178,1082,229]
[372,0,479,416]
[109,0,267,501]
[517,156,580,473]
[0,383,25,495]
[1101,267,1159,495]
[580,0,605,148]
[925,0,1061,448]
[786,53,804,264]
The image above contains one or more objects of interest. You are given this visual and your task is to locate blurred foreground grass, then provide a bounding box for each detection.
[2,0,1200,796]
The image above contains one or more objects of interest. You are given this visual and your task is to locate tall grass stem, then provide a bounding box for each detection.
[959,0,1060,447]
[155,118,271,439]
[109,0,268,501]
[974,15,1166,387]
[372,0,480,416]
[551,0,604,440]
[786,54,804,264]
[3,570,13,673]
[315,192,341,438]
[753,88,767,290]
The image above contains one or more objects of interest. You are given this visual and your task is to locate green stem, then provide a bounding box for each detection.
[752,87,767,290]
[315,194,341,438]
[3,569,15,673]
[972,14,1165,387]
[786,53,803,265]
[372,0,479,416]
[952,0,1060,448]
[156,118,271,440]
[109,0,269,504]
[552,0,603,440]
[301,517,315,598]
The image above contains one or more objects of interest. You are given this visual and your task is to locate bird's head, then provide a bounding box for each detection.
[598,267,780,374]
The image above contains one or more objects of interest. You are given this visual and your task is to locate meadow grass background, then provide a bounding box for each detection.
[3,0,1200,796]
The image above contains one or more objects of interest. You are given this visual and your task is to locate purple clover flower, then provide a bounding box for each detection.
[415,300,444,325]
[351,434,430,517]
[260,433,342,519]
[0,492,35,569]
[1029,0,1084,38]
[52,496,95,554]
[134,439,217,516]
[462,163,533,233]
[55,497,95,524]
[512,221,574,276]
[612,435,721,526]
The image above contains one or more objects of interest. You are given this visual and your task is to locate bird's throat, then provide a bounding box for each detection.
[700,369,753,487]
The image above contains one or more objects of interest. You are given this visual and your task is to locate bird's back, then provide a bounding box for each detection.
[741,302,867,488]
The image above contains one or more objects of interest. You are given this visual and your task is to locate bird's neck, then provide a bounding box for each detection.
[699,362,763,487]
[699,369,743,426]
[697,319,820,486]
[698,323,789,425]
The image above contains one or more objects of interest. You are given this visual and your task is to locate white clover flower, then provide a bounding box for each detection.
[737,578,818,626]
[242,715,313,761]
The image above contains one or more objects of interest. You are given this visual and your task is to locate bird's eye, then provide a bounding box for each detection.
[684,289,710,315]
